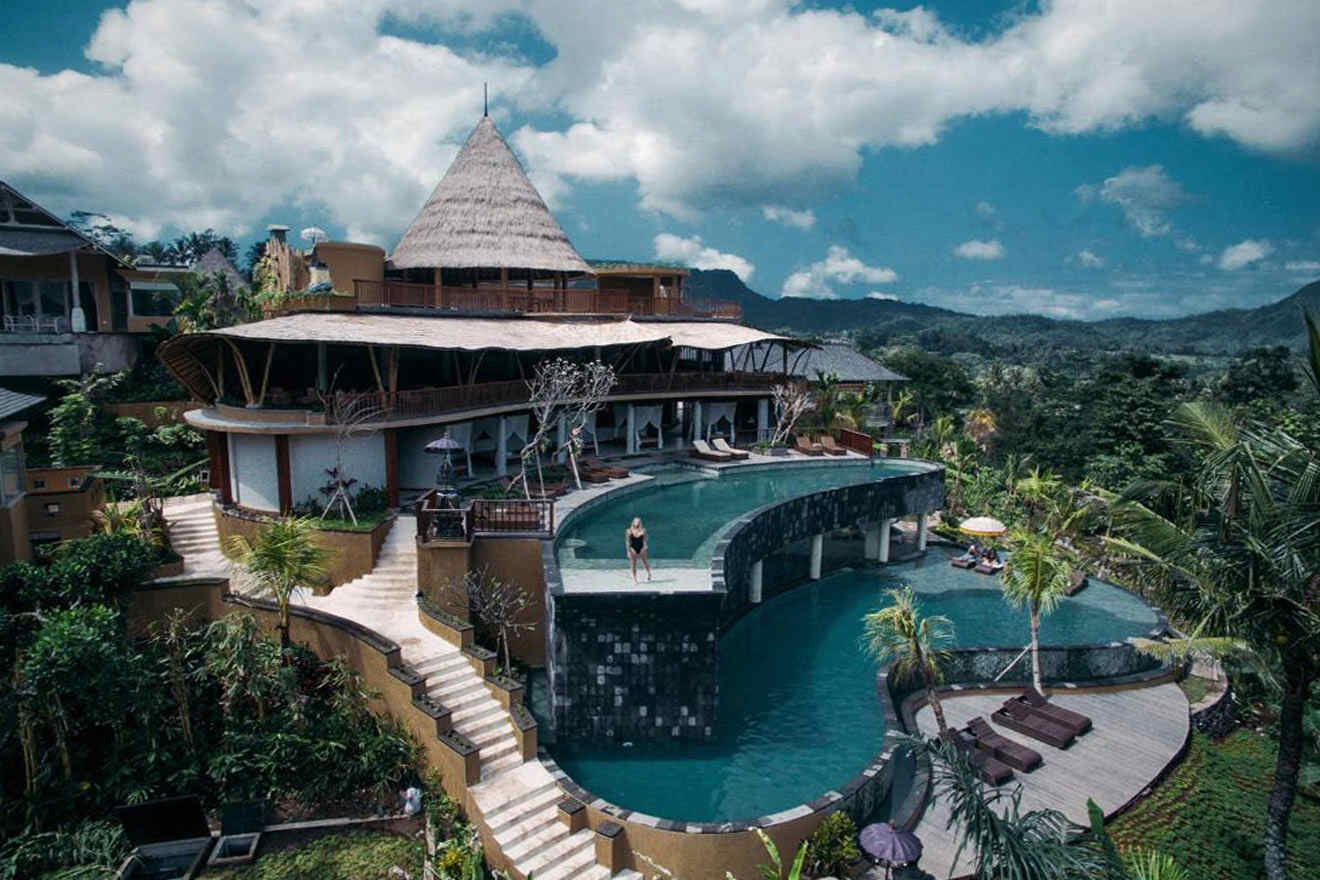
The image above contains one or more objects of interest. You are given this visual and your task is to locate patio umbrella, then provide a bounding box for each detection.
[959,515,1007,538]
[425,433,465,496]
[859,822,922,874]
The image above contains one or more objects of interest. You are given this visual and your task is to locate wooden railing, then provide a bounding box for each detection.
[328,371,781,424]
[351,280,740,320]
[414,490,554,539]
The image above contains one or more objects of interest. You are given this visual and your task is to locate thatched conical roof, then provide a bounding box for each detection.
[391,116,590,273]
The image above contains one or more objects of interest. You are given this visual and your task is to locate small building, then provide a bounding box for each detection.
[25,465,105,551]
[0,387,45,563]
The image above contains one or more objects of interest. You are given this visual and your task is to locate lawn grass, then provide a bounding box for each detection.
[204,829,422,880]
[311,511,391,533]
[1177,674,1216,705]
[1108,731,1320,879]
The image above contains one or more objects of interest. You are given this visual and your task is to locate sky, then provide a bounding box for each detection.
[2,0,1318,320]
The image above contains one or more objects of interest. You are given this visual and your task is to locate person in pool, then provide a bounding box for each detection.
[625,517,652,583]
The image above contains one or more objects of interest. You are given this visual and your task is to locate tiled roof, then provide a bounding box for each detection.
[0,387,46,423]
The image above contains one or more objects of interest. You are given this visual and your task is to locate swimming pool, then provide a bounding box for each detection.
[557,460,922,569]
[537,550,1159,822]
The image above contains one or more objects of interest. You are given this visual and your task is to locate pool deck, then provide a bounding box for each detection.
[905,682,1189,879]
[552,448,872,595]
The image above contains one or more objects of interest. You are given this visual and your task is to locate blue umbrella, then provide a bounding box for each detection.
[860,822,922,869]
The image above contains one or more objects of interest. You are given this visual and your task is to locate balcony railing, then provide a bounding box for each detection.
[330,370,781,425]
[415,489,554,539]
[350,280,740,320]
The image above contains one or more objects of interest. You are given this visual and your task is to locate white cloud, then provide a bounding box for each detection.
[1075,249,1104,268]
[867,291,899,301]
[1218,239,1274,270]
[1078,166,1188,237]
[4,0,1319,237]
[1284,260,1320,272]
[976,201,997,218]
[761,205,816,229]
[953,239,1005,260]
[781,245,897,298]
[653,232,755,280]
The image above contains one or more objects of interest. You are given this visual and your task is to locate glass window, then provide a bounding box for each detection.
[131,284,180,316]
[0,448,22,504]
[39,281,67,318]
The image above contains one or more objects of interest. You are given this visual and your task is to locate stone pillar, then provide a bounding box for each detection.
[69,251,87,332]
[917,513,928,552]
[495,415,508,477]
[657,405,665,449]
[556,416,568,463]
[757,398,770,442]
[879,519,892,563]
[316,342,328,391]
[809,533,824,580]
[626,404,636,454]
[691,400,703,442]
[863,521,881,561]
[750,559,763,603]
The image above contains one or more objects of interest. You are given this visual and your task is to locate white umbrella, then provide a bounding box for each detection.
[959,516,1007,537]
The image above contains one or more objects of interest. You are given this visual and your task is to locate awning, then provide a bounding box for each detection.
[0,229,89,257]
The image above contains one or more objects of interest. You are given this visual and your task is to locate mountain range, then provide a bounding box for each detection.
[685,270,1320,359]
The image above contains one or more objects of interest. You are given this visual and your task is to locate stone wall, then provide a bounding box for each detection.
[214,502,395,590]
[550,590,723,743]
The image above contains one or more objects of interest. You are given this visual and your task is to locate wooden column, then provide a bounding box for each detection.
[208,430,233,504]
[384,428,399,508]
[274,434,292,515]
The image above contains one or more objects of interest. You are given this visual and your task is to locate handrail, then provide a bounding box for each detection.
[414,490,554,539]
[350,280,741,320]
[837,428,875,457]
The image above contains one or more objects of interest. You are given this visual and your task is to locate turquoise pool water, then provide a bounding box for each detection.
[539,552,1159,822]
[557,461,920,567]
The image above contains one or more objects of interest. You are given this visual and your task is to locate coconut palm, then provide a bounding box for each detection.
[862,586,955,735]
[1001,531,1072,693]
[1107,389,1320,880]
[227,517,328,647]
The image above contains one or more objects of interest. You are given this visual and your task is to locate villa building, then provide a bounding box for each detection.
[162,115,799,515]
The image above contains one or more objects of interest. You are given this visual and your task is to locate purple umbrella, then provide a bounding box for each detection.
[859,822,922,866]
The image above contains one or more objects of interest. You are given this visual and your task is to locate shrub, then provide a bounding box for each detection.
[353,485,389,515]
[0,819,129,880]
[804,811,861,877]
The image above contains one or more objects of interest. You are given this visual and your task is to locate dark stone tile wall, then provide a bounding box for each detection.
[551,591,724,743]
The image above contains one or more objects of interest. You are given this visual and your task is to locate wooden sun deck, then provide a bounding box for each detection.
[909,683,1189,879]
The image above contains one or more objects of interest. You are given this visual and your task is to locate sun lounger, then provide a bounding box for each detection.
[951,555,976,569]
[711,438,750,460]
[691,439,732,462]
[818,434,848,456]
[974,560,1004,574]
[794,435,825,456]
[1016,688,1092,735]
[992,699,1075,749]
[941,729,1013,786]
[966,717,1042,772]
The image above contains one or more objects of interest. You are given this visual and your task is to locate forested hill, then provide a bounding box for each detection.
[685,269,1320,357]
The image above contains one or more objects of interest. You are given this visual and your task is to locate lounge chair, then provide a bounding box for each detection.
[951,553,977,569]
[711,438,750,460]
[1015,688,1092,736]
[991,700,1075,749]
[818,434,848,456]
[966,717,1042,772]
[941,729,1013,786]
[974,560,1004,574]
[691,439,732,462]
[580,456,629,479]
[794,435,825,456]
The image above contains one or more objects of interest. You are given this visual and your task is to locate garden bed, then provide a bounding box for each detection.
[201,827,423,879]
[1108,731,1320,879]
[215,504,396,590]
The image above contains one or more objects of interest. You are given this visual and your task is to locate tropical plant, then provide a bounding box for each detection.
[1001,531,1073,693]
[964,406,999,450]
[916,736,1100,880]
[1106,383,1320,880]
[227,517,328,646]
[862,586,955,735]
[753,828,808,880]
[803,810,861,877]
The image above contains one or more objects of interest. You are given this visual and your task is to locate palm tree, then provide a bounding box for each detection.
[227,517,328,647]
[1107,389,1320,880]
[1001,531,1072,693]
[862,587,955,735]
[964,406,999,450]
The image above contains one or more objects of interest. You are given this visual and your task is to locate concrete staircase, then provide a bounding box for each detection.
[174,509,640,879]
[162,494,227,576]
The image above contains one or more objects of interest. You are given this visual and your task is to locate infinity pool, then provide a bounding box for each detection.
[557,460,920,568]
[537,551,1158,822]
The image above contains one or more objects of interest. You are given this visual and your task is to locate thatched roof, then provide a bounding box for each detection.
[391,117,590,273]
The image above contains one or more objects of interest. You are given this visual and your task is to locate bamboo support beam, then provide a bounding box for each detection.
[256,342,276,407]
[223,339,256,406]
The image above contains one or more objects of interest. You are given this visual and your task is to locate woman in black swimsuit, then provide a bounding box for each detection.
[625,517,652,583]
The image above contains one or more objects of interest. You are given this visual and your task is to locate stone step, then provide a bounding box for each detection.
[492,805,560,850]
[613,870,644,880]
[412,652,470,676]
[502,818,572,864]
[481,780,561,833]
[536,845,604,880]
[462,710,512,739]
[452,700,505,725]
[481,752,524,777]
[520,828,596,877]
[479,737,519,764]
[468,722,515,748]
[427,678,488,704]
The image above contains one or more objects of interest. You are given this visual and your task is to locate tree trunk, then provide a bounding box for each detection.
[1264,661,1313,880]
[279,601,291,649]
[1029,604,1043,693]
[926,684,950,736]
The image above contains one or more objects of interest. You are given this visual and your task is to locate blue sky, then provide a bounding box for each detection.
[2,0,1318,319]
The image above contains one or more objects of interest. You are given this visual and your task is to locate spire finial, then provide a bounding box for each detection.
[483,83,488,117]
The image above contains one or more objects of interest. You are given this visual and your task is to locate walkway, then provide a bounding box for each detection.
[909,683,1189,879]
[164,498,639,880]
